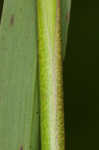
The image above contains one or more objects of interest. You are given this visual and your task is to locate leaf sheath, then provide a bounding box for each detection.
[37,0,65,150]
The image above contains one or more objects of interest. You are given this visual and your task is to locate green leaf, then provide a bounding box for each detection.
[61,0,71,59]
[0,0,40,150]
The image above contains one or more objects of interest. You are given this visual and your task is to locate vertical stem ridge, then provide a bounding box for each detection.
[37,0,65,149]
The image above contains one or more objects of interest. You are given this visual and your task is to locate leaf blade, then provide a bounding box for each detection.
[0,0,39,150]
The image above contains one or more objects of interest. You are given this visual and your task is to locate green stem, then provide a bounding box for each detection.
[37,0,65,150]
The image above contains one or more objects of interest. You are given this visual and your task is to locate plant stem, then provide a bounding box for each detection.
[37,0,65,150]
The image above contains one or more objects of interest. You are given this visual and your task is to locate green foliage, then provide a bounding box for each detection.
[0,0,39,149]
[61,0,71,59]
[0,0,71,150]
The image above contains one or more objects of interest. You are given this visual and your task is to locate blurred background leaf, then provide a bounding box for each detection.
[0,0,40,150]
[61,0,71,59]
[0,0,3,22]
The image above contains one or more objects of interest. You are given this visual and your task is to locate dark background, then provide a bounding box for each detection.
[0,0,3,23]
[64,0,99,150]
